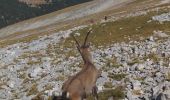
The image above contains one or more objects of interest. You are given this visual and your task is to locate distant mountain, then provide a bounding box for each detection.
[0,0,91,29]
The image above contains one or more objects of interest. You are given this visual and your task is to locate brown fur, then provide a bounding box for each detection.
[61,31,100,100]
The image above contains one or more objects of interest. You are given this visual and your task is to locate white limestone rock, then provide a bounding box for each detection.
[152,12,170,23]
[153,30,169,38]
[29,67,42,78]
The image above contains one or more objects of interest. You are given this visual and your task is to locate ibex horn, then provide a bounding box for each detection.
[83,30,92,47]
[71,34,81,48]
[71,34,86,63]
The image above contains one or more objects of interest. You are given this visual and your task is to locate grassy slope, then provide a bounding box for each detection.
[64,8,170,48]
[1,0,169,48]
[0,0,153,47]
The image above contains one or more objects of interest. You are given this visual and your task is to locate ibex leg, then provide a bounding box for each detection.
[92,86,98,100]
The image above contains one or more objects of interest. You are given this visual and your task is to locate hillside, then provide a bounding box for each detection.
[0,0,170,100]
[0,0,91,29]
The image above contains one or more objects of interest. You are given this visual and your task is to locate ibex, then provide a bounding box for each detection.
[54,30,101,100]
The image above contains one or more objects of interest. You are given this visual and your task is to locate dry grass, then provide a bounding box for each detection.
[104,82,113,88]
[56,75,65,81]
[128,58,140,66]
[16,51,45,66]
[63,8,170,49]
[0,82,7,89]
[166,72,170,81]
[108,73,126,81]
[132,90,142,95]
[87,86,125,100]
[27,83,39,96]
[1,0,168,48]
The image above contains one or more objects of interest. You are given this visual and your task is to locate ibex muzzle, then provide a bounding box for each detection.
[58,30,100,100]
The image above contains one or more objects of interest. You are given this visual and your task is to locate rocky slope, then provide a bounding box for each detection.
[0,0,170,100]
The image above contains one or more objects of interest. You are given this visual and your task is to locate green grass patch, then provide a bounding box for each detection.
[108,73,126,81]
[63,9,170,48]
[106,58,119,67]
[87,86,125,100]
[143,53,160,62]
[104,82,113,88]
[56,75,65,81]
[128,58,140,66]
[27,83,39,96]
[166,72,170,81]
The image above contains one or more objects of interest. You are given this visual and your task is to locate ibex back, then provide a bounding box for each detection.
[61,30,100,100]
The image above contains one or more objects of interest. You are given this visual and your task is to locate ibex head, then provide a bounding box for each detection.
[71,30,92,64]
